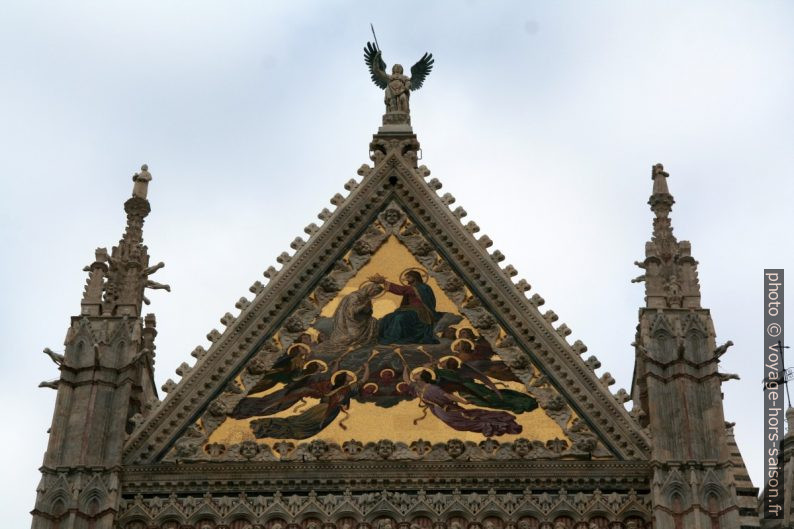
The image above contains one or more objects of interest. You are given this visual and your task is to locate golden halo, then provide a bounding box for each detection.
[450,338,475,352]
[438,355,463,368]
[379,368,396,379]
[399,267,429,285]
[362,382,379,394]
[287,342,311,356]
[395,382,410,394]
[455,327,476,339]
[303,359,328,373]
[359,280,387,299]
[331,369,357,385]
[410,366,437,382]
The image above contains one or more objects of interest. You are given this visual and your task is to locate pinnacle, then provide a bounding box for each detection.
[636,163,702,309]
[648,163,674,218]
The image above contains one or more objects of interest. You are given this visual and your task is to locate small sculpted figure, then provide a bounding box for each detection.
[132,164,151,199]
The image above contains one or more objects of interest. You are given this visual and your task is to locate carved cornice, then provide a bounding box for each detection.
[121,460,651,493]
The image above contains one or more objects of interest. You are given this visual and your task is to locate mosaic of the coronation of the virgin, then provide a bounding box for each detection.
[175,206,586,462]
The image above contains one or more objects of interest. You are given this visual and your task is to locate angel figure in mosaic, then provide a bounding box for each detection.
[229,357,329,419]
[434,356,538,414]
[248,369,359,440]
[398,357,522,437]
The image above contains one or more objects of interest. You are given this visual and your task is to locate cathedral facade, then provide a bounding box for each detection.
[30,45,779,529]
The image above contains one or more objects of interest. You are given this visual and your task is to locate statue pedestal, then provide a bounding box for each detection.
[377,123,413,135]
[380,112,412,135]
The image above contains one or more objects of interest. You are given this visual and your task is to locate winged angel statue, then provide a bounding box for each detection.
[364,41,434,121]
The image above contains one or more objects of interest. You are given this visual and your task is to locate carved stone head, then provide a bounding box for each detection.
[383,208,403,226]
[273,441,295,457]
[445,439,466,458]
[410,439,431,456]
[353,239,373,256]
[376,439,395,459]
[512,438,532,457]
[239,440,259,460]
[342,440,363,456]
[204,442,226,457]
[479,438,500,454]
[308,439,328,458]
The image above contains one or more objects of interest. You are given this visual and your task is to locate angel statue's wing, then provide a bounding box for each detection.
[364,42,389,89]
[410,52,434,91]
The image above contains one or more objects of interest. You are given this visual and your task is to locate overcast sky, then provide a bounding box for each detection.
[2,1,792,525]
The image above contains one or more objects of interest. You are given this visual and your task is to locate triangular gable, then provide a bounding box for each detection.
[123,132,650,465]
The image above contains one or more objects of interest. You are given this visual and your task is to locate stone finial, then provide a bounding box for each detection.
[81,247,110,311]
[235,297,251,311]
[440,193,456,206]
[464,221,480,234]
[330,193,345,207]
[477,235,493,249]
[614,388,631,404]
[515,278,531,292]
[102,164,168,315]
[600,372,616,386]
[249,280,264,294]
[648,163,673,218]
[529,294,545,307]
[584,356,601,371]
[637,163,702,309]
[132,164,152,200]
[503,265,518,278]
[556,323,572,338]
[220,312,236,327]
[427,178,442,191]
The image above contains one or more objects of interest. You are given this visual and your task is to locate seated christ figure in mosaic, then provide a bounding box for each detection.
[369,270,441,344]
